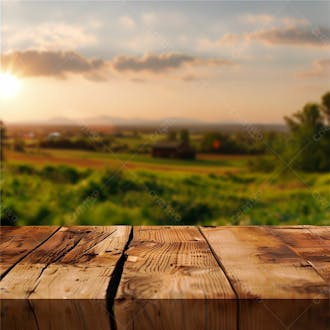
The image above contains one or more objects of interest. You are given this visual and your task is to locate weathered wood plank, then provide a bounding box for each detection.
[115,226,236,330]
[0,226,59,278]
[270,226,330,283]
[1,226,131,330]
[201,226,329,298]
[201,226,330,330]
[1,225,329,330]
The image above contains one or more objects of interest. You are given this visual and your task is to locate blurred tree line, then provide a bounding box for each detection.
[283,91,330,172]
[1,91,329,172]
[0,121,5,164]
[248,91,330,172]
[200,131,279,155]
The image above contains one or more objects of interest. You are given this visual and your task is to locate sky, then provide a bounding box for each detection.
[0,1,329,124]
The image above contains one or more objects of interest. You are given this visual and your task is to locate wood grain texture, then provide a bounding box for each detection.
[115,226,236,330]
[201,226,330,330]
[1,226,131,330]
[1,226,329,330]
[1,226,130,299]
[237,299,329,330]
[271,226,330,283]
[0,226,59,278]
[201,226,329,299]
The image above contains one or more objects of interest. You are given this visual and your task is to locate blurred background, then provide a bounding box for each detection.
[1,1,329,226]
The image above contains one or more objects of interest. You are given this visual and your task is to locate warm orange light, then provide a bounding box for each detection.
[0,72,21,99]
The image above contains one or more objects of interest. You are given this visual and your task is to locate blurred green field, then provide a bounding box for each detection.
[46,149,248,167]
[3,91,329,226]
[6,149,250,174]
[2,158,329,226]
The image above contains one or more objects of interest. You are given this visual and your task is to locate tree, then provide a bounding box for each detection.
[180,129,190,144]
[0,121,6,165]
[13,138,25,152]
[201,132,244,154]
[284,99,329,171]
[285,103,323,134]
[168,130,177,141]
[321,91,330,124]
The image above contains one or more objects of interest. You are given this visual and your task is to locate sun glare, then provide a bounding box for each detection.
[0,72,21,99]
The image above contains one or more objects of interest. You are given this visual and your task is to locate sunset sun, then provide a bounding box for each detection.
[0,72,21,99]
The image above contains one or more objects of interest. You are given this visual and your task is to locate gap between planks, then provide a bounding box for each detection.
[0,226,132,330]
[1,226,329,330]
[113,226,238,330]
[1,226,328,299]
[2,226,327,298]
[198,227,240,330]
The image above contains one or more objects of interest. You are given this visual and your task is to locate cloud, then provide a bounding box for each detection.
[112,54,194,72]
[141,12,157,26]
[249,26,330,47]
[2,22,99,52]
[181,74,199,82]
[280,17,309,28]
[2,50,107,80]
[200,33,245,48]
[298,58,330,78]
[140,11,186,27]
[240,14,275,25]
[199,15,330,49]
[112,53,233,73]
[1,50,234,82]
[118,16,136,29]
[239,14,308,27]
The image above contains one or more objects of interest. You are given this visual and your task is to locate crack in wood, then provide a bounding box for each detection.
[79,229,117,257]
[0,226,61,281]
[27,235,85,297]
[106,226,133,330]
[1,226,329,330]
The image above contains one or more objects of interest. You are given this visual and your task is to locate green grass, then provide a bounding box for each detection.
[40,149,249,166]
[1,162,329,226]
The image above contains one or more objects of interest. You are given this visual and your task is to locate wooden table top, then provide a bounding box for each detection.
[1,226,329,330]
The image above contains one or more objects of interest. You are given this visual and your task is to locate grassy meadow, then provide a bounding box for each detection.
[2,148,329,226]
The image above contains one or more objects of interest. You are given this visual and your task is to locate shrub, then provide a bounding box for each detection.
[247,157,277,172]
[1,206,19,225]
[29,205,53,225]
[12,164,36,175]
[40,165,82,184]
[172,199,214,224]
[101,169,143,194]
[80,180,107,201]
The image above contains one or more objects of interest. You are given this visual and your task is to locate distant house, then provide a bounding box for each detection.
[152,140,196,159]
[23,132,35,139]
[47,132,61,139]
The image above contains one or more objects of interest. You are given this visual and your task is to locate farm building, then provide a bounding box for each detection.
[47,132,61,139]
[152,140,196,159]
